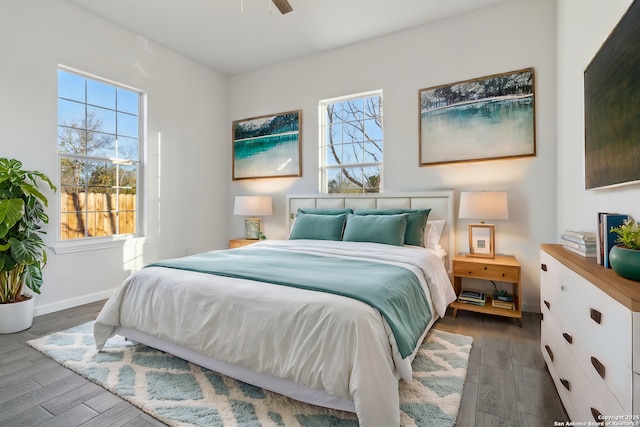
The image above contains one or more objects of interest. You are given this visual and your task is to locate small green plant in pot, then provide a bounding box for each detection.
[0,158,56,331]
[609,219,640,281]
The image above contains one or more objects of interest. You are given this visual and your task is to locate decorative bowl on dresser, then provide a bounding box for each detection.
[540,244,640,423]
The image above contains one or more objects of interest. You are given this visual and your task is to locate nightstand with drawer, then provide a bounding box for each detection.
[229,239,259,249]
[450,254,522,323]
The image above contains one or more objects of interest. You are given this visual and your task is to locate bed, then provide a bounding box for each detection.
[94,191,457,427]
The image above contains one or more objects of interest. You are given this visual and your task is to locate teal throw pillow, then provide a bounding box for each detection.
[289,213,346,241]
[342,214,409,246]
[353,208,431,247]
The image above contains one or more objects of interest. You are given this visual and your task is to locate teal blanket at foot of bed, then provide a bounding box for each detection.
[147,248,432,358]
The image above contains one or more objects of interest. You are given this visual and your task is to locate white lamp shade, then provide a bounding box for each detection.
[233,196,273,217]
[458,191,509,221]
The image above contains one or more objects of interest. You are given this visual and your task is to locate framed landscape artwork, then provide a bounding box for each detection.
[232,110,302,180]
[584,0,640,189]
[418,68,536,166]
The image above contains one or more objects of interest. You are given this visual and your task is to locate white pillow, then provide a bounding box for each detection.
[425,220,445,249]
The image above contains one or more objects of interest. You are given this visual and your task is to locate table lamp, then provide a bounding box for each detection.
[458,191,509,258]
[233,196,273,239]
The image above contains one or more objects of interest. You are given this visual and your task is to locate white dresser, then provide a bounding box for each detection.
[540,244,640,423]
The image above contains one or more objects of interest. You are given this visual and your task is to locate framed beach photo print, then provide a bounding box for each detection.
[418,68,536,166]
[232,110,302,180]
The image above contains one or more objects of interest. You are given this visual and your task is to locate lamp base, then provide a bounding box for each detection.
[244,217,261,240]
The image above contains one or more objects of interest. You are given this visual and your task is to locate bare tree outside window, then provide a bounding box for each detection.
[57,69,141,241]
[320,91,383,193]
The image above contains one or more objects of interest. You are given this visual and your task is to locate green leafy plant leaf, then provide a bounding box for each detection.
[9,237,42,265]
[24,263,43,295]
[611,219,640,251]
[0,199,25,240]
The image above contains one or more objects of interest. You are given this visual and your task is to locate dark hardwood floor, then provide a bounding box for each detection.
[0,301,566,426]
[435,310,567,427]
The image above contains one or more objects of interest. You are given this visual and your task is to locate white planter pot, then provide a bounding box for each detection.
[0,296,35,334]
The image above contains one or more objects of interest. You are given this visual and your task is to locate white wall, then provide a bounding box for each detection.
[0,0,229,315]
[556,0,640,233]
[229,0,557,312]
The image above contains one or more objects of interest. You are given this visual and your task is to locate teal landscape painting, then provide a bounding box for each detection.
[233,110,301,179]
[419,68,535,165]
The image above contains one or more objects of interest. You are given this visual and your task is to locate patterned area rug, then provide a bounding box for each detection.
[28,322,472,427]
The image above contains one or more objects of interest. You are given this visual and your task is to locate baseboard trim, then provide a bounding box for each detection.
[522,303,542,314]
[34,289,117,316]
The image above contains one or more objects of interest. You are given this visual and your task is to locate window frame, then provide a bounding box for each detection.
[318,90,383,194]
[55,66,146,253]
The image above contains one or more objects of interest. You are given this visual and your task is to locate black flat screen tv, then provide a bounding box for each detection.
[584,0,640,189]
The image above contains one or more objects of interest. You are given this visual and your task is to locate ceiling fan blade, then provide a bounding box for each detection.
[272,0,293,14]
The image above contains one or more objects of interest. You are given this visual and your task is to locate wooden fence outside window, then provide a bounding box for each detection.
[60,192,136,240]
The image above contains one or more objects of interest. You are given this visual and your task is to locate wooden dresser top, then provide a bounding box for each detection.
[542,244,640,312]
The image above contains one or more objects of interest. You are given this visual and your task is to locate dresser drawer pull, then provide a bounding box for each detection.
[562,333,573,344]
[544,345,554,362]
[541,263,547,271]
[591,356,605,379]
[544,300,551,310]
[560,378,571,391]
[590,308,602,324]
[591,408,602,422]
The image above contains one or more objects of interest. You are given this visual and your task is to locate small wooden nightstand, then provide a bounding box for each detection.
[450,254,522,324]
[229,239,259,249]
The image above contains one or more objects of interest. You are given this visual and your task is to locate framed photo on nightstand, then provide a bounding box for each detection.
[468,224,495,258]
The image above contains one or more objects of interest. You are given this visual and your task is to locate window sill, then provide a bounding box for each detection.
[51,235,148,254]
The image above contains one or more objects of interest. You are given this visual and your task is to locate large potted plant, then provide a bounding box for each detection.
[609,218,640,282]
[0,158,56,333]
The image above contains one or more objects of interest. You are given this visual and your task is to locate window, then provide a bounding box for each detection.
[57,68,143,242]
[319,91,383,193]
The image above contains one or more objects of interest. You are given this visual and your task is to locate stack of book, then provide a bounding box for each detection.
[492,293,514,310]
[561,230,597,257]
[458,289,486,306]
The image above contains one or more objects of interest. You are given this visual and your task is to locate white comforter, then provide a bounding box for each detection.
[94,240,455,427]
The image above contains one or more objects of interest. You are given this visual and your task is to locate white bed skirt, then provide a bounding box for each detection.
[115,326,357,413]
[115,310,438,417]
